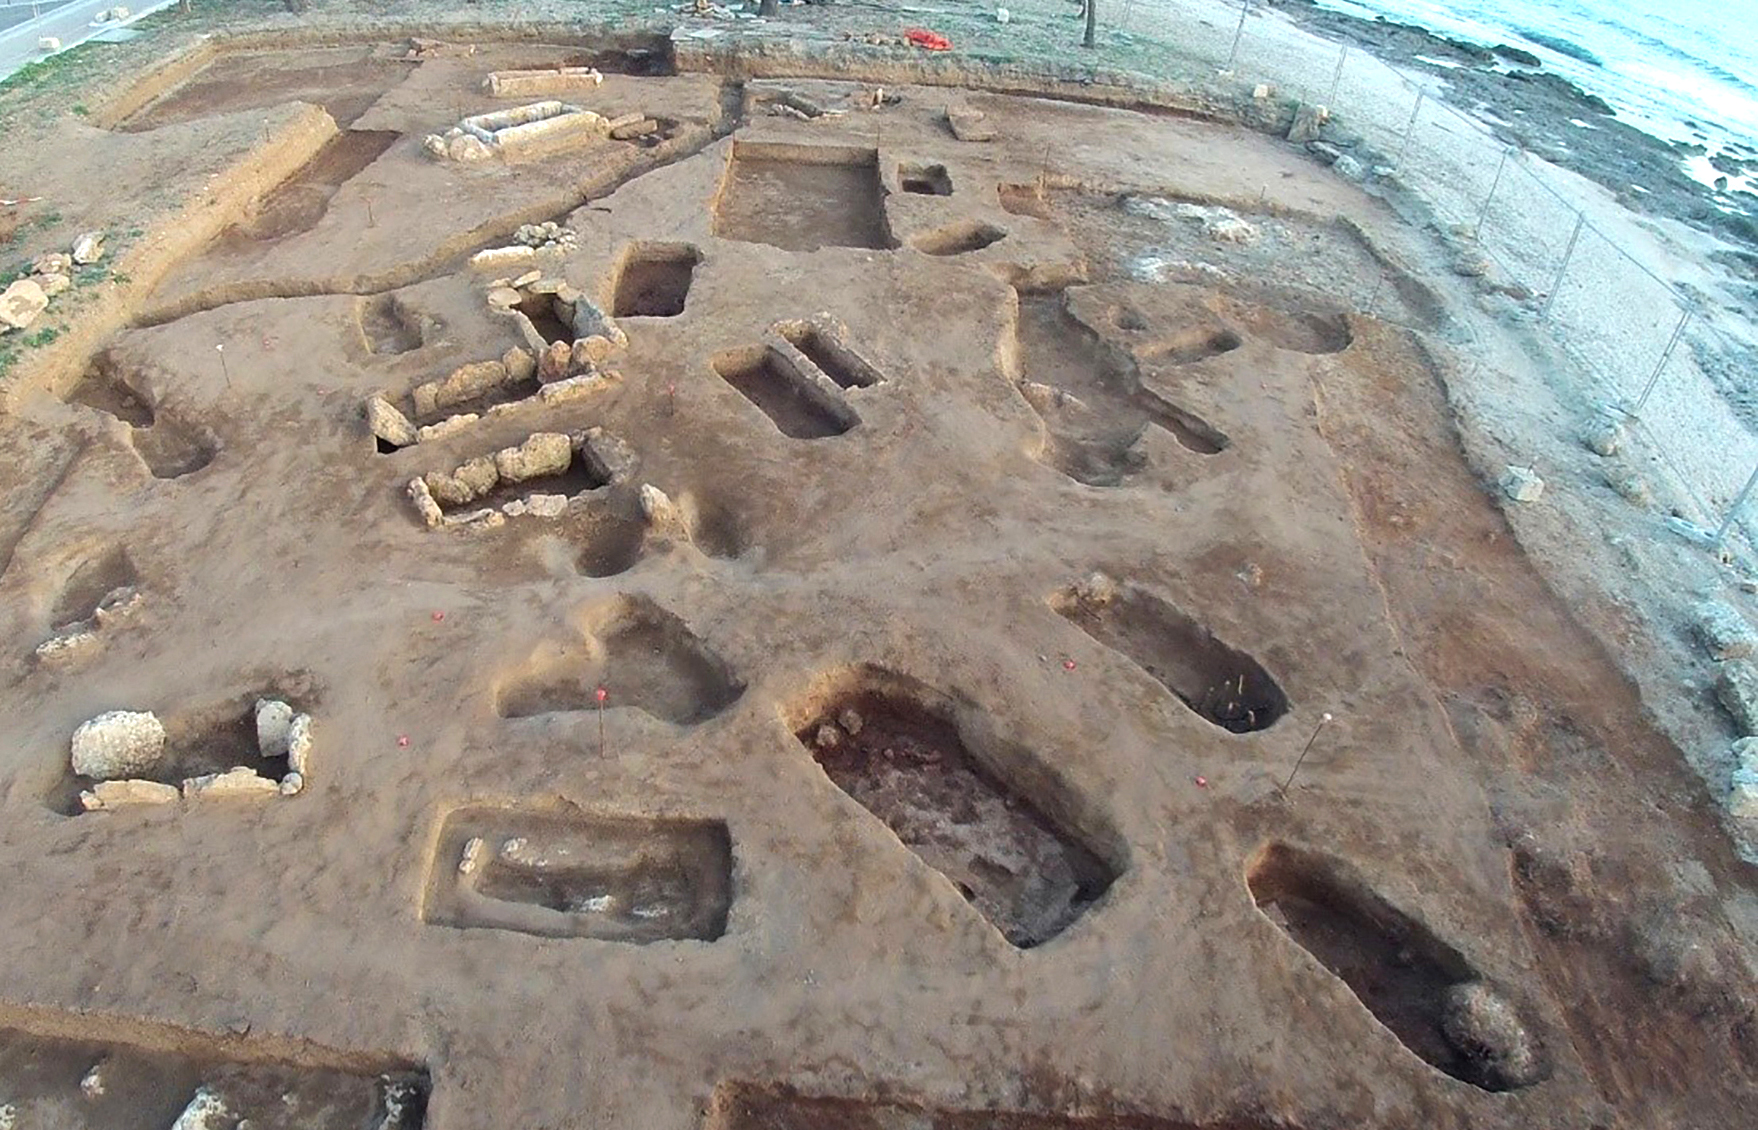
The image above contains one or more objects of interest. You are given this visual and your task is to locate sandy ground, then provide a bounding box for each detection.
[0,12,1754,1130]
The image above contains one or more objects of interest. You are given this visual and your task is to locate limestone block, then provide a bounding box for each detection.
[255,698,295,757]
[573,334,617,368]
[639,483,688,534]
[34,271,70,296]
[538,339,573,381]
[407,478,444,527]
[415,414,479,442]
[504,493,568,518]
[93,585,141,625]
[487,286,521,309]
[0,278,48,332]
[538,371,619,404]
[71,231,105,265]
[611,119,660,141]
[502,345,536,383]
[570,298,626,347]
[37,626,98,662]
[32,251,71,275]
[71,710,166,780]
[495,433,571,483]
[443,508,506,531]
[79,779,180,810]
[170,1086,232,1130]
[1584,417,1624,457]
[366,395,418,447]
[1499,465,1544,503]
[182,767,280,799]
[426,455,499,505]
[1287,103,1328,144]
[1440,981,1545,1089]
[447,134,493,162]
[287,713,313,775]
[432,361,510,411]
[1073,571,1119,606]
[946,107,995,142]
[279,771,305,796]
[1719,659,1758,735]
[1696,601,1757,661]
[485,67,604,97]
[581,427,637,485]
[470,245,536,271]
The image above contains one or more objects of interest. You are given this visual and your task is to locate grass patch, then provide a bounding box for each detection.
[0,43,118,99]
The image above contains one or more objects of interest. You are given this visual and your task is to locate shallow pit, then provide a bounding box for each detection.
[1239,308,1353,355]
[706,1082,1292,1129]
[131,418,218,480]
[612,242,701,318]
[514,292,576,346]
[1138,326,1243,365]
[1248,843,1546,1091]
[711,345,855,439]
[1052,579,1284,732]
[713,142,892,252]
[51,547,137,630]
[898,162,953,195]
[115,48,415,132]
[222,130,397,245]
[424,804,732,943]
[496,597,743,725]
[360,294,424,355]
[776,321,884,389]
[790,666,1115,948]
[0,1018,426,1130]
[912,220,1008,257]
[64,357,154,426]
[1135,389,1230,455]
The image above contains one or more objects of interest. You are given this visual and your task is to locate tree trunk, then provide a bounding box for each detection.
[759,0,779,14]
[1083,0,1097,48]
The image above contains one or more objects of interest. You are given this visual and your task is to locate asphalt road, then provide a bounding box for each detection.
[0,0,175,80]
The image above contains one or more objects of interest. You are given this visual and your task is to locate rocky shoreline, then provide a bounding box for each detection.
[1270,0,1758,263]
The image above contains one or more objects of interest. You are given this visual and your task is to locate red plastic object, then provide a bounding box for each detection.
[904,28,952,51]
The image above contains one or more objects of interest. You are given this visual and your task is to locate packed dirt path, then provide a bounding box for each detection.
[0,35,1752,1130]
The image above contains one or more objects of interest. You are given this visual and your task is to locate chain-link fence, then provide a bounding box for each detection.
[1000,0,1757,557]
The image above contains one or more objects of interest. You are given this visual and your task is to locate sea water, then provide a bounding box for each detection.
[1314,0,1758,164]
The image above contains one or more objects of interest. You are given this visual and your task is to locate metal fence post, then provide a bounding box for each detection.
[1540,212,1586,320]
[1474,147,1512,238]
[1226,1,1251,70]
[1327,45,1348,106]
[1628,308,1692,417]
[1394,91,1425,169]
[1713,462,1758,548]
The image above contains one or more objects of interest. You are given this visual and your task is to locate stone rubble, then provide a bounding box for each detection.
[1499,465,1545,503]
[1695,600,1757,661]
[366,395,418,448]
[71,231,106,265]
[71,710,166,780]
[1717,659,1758,735]
[183,767,285,800]
[79,778,181,811]
[0,278,48,333]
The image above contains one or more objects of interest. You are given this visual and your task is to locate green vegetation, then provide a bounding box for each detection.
[23,326,59,348]
[0,42,118,98]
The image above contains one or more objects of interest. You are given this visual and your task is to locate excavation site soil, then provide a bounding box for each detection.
[0,31,1753,1130]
